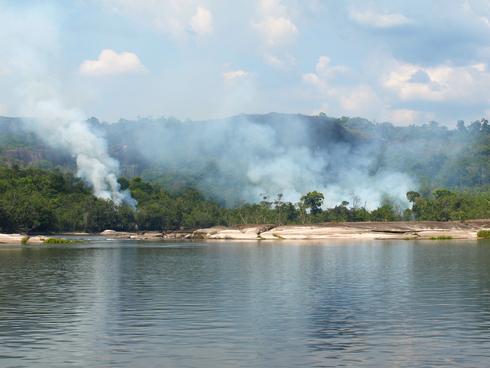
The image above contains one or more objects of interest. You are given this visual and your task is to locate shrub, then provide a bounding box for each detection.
[43,237,82,244]
[477,230,490,239]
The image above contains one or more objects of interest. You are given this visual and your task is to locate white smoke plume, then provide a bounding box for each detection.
[115,115,416,209]
[0,3,135,206]
[20,94,135,206]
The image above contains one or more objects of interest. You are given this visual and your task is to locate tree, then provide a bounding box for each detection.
[456,120,466,133]
[406,191,421,203]
[300,191,324,215]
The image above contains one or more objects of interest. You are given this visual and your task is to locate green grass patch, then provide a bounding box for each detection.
[477,230,490,239]
[43,238,84,244]
[21,236,29,245]
[429,236,453,240]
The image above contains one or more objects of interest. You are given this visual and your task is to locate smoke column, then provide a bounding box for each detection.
[21,95,135,206]
[0,3,135,206]
[112,114,416,209]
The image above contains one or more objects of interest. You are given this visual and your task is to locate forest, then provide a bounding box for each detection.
[0,165,489,234]
[1,113,490,233]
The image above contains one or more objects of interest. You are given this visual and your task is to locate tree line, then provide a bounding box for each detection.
[1,165,489,234]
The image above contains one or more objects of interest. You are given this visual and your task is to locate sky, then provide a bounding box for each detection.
[1,0,490,126]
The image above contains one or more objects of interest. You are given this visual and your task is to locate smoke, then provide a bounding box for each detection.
[0,3,415,209]
[114,114,416,209]
[20,93,135,206]
[0,3,135,206]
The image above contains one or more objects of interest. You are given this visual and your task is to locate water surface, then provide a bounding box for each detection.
[1,239,490,367]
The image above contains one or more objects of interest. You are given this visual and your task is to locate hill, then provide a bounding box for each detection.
[1,114,489,206]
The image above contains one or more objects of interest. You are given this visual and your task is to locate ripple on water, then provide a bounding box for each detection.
[1,240,490,367]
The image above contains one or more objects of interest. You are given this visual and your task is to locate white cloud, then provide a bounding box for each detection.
[190,6,213,36]
[253,16,297,46]
[253,0,297,48]
[258,0,286,15]
[315,56,350,79]
[264,53,296,69]
[303,56,425,123]
[350,9,413,29]
[303,53,490,125]
[302,56,349,94]
[100,0,208,39]
[79,49,147,76]
[223,69,249,81]
[303,56,384,117]
[339,85,381,115]
[382,61,490,103]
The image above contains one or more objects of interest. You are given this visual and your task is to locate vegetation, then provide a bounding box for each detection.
[406,189,490,221]
[429,236,453,240]
[1,165,490,234]
[2,114,490,197]
[477,230,490,239]
[43,238,82,244]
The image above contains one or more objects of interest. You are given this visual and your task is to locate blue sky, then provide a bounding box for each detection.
[1,0,490,125]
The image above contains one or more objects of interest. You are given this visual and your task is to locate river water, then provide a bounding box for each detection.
[1,239,490,367]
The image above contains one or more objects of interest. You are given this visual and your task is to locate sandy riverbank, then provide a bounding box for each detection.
[100,220,490,241]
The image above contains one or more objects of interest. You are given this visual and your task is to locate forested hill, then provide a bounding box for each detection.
[1,113,490,196]
[1,114,490,233]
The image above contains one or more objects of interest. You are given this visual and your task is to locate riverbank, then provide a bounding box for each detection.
[0,234,48,244]
[100,220,490,241]
[2,221,489,244]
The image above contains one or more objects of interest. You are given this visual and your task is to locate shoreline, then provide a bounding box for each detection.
[2,221,489,244]
[101,220,490,241]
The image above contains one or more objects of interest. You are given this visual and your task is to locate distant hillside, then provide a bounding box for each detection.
[1,114,489,203]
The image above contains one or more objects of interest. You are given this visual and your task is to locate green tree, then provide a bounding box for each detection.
[300,191,325,215]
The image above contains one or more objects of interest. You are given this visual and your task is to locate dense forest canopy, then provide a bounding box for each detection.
[0,113,489,233]
[0,165,489,234]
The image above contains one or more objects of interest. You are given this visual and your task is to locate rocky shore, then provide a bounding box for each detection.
[1,221,489,244]
[100,220,490,241]
[0,234,48,244]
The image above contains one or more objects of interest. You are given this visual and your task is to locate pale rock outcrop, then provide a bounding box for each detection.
[0,234,48,244]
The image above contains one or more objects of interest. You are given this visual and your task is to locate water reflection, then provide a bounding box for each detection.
[0,240,490,367]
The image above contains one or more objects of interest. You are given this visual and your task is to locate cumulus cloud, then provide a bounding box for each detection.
[253,0,297,48]
[382,61,490,103]
[302,56,350,95]
[100,0,214,40]
[253,16,297,46]
[350,8,413,28]
[302,55,429,124]
[190,6,213,36]
[223,69,249,81]
[303,52,490,125]
[303,56,387,119]
[79,49,147,76]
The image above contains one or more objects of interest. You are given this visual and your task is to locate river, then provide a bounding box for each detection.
[1,239,490,367]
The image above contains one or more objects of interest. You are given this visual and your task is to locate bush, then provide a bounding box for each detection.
[43,237,81,244]
[477,230,490,239]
